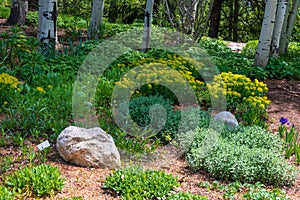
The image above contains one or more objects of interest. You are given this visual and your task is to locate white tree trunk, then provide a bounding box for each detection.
[283,0,300,53]
[271,0,288,57]
[279,0,290,54]
[254,0,277,67]
[37,0,58,46]
[141,0,154,52]
[88,0,105,40]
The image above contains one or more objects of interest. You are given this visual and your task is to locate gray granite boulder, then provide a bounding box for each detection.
[56,126,120,169]
[213,111,239,127]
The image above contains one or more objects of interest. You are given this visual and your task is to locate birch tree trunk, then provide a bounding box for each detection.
[254,0,277,67]
[141,0,154,52]
[279,0,290,54]
[281,0,300,53]
[37,0,58,47]
[5,0,28,26]
[271,0,288,57]
[88,0,105,40]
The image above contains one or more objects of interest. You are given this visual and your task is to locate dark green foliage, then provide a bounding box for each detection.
[186,127,298,186]
[199,37,300,80]
[128,95,180,141]
[4,164,65,197]
[103,165,179,200]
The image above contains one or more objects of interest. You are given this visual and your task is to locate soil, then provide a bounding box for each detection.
[1,20,300,199]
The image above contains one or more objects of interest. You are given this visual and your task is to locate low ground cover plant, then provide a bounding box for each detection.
[0,185,14,200]
[199,181,289,200]
[2,164,65,198]
[103,165,180,200]
[185,126,298,186]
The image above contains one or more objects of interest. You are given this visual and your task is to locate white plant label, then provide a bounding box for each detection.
[37,140,50,151]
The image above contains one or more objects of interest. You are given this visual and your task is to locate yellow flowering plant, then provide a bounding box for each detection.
[207,72,270,126]
[0,73,21,110]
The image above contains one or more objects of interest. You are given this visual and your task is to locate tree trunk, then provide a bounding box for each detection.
[141,0,154,52]
[271,0,288,57]
[37,0,58,47]
[108,0,118,23]
[5,0,28,26]
[208,0,223,38]
[279,0,290,54]
[88,0,105,40]
[254,0,277,67]
[281,0,300,53]
[232,0,239,41]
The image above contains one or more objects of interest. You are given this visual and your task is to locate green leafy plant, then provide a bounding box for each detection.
[278,117,300,161]
[166,192,208,200]
[186,126,298,186]
[103,165,179,200]
[198,181,290,200]
[0,185,14,200]
[4,164,65,198]
[207,72,270,126]
[128,95,180,142]
[241,40,258,59]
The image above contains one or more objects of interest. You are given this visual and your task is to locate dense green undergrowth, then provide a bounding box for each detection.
[0,23,300,199]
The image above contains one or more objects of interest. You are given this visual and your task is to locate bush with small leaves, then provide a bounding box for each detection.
[103,165,179,200]
[127,95,180,142]
[186,127,298,186]
[166,192,208,200]
[0,185,14,200]
[4,164,65,197]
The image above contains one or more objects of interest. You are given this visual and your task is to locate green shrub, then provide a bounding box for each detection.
[241,40,258,58]
[103,165,179,200]
[221,126,284,154]
[166,192,208,200]
[0,185,14,200]
[0,73,20,110]
[186,127,298,186]
[4,164,65,197]
[128,95,180,141]
[0,75,72,140]
[207,72,270,126]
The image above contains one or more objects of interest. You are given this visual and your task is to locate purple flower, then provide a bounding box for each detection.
[279,117,289,125]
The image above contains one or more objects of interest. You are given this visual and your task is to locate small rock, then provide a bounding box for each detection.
[56,126,120,169]
[213,111,238,127]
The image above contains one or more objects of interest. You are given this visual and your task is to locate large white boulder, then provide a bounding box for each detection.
[56,126,120,169]
[213,111,239,127]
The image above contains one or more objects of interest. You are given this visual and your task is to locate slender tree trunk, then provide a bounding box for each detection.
[233,0,239,41]
[271,0,288,57]
[208,0,223,38]
[108,0,118,23]
[279,0,290,54]
[5,0,28,26]
[254,0,277,67]
[141,0,154,52]
[37,0,58,47]
[282,0,300,53]
[88,0,105,40]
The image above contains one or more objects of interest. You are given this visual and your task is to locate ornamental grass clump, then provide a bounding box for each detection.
[186,126,298,186]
